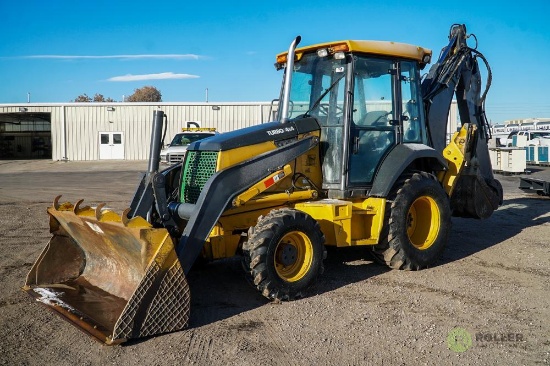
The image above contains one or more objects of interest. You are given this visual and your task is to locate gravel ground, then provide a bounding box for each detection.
[0,159,549,365]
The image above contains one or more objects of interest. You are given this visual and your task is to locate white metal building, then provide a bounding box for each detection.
[0,102,278,161]
[504,117,550,131]
[0,101,458,161]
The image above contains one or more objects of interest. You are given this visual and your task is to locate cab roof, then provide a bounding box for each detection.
[277,40,432,67]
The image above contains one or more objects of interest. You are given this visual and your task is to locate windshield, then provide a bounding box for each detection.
[284,52,349,185]
[170,133,214,146]
[531,132,550,139]
[286,52,348,125]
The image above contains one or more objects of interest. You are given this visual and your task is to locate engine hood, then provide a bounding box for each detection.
[188,117,320,152]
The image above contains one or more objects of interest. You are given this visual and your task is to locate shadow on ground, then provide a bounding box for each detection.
[128,196,549,344]
[440,196,549,265]
[183,246,387,330]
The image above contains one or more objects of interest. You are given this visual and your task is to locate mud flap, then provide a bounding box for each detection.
[23,197,190,345]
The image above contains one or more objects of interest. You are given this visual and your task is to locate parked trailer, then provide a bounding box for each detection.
[519,177,550,196]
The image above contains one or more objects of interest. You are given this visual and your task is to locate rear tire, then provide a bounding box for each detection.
[243,208,326,301]
[372,172,451,270]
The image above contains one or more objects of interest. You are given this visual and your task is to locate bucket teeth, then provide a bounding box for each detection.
[53,195,61,210]
[73,199,94,217]
[122,208,131,226]
[51,196,151,228]
[73,199,84,213]
[53,195,74,211]
[95,203,107,220]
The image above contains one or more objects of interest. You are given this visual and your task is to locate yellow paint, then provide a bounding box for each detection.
[274,231,314,282]
[185,130,323,260]
[123,216,152,229]
[406,196,440,250]
[295,197,386,247]
[349,198,386,245]
[233,165,293,207]
[215,131,323,194]
[277,40,432,67]
[216,141,277,170]
[74,206,95,217]
[203,224,243,260]
[98,210,122,222]
[438,124,470,196]
[181,127,216,132]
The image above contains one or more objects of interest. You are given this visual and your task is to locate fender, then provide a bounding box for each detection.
[370,143,447,197]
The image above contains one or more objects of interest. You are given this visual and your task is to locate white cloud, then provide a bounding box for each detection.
[107,72,200,82]
[20,54,203,60]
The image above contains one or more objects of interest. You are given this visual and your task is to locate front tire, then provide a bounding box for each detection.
[244,208,326,301]
[372,172,451,270]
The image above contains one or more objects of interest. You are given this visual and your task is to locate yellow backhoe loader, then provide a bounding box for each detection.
[24,24,503,344]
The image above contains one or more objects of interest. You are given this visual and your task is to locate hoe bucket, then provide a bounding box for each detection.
[23,197,190,345]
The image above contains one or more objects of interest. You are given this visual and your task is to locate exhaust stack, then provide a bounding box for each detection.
[280,35,301,124]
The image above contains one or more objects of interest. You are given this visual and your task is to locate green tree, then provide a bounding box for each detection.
[126,86,162,102]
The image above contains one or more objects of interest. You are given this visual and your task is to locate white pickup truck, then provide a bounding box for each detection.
[160,127,218,164]
[504,130,550,147]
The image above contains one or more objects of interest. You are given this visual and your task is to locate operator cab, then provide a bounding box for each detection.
[277,40,430,199]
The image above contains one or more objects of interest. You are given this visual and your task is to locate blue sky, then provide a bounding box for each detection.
[1,0,549,123]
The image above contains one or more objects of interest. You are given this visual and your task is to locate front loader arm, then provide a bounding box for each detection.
[169,135,319,274]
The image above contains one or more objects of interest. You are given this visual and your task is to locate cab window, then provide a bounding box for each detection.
[401,61,427,143]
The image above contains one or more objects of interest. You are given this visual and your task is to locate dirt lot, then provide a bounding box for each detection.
[0,159,549,365]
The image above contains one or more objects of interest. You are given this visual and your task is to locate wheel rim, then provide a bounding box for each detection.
[274,231,313,282]
[407,196,440,250]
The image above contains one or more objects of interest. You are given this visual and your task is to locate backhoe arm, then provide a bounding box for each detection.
[422,24,503,218]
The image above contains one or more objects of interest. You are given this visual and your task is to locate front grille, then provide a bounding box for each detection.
[180,151,218,204]
[167,153,186,164]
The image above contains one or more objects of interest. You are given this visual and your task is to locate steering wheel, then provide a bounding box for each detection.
[357,110,392,126]
[372,111,392,125]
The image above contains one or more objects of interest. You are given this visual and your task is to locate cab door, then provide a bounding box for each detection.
[348,57,396,186]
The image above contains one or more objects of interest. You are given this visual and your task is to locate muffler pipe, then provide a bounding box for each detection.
[130,109,165,221]
[280,36,301,124]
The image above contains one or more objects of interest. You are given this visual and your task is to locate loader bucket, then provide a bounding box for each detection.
[23,197,190,345]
